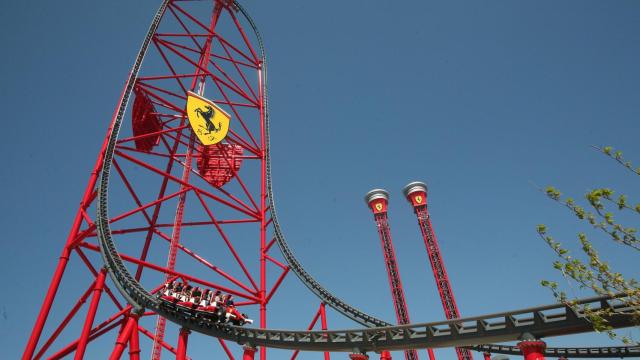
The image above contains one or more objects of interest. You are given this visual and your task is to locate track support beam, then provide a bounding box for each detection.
[177,328,190,360]
[128,319,140,360]
[244,345,257,360]
[518,340,547,360]
[350,354,369,360]
[110,316,138,360]
[75,268,107,360]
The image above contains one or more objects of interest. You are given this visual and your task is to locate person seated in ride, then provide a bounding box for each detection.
[174,282,184,296]
[190,287,202,308]
[224,295,237,322]
[197,289,210,311]
[224,297,253,325]
[177,285,193,307]
[207,290,223,316]
[161,281,178,302]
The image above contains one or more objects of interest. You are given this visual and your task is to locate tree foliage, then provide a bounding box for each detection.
[538,146,639,343]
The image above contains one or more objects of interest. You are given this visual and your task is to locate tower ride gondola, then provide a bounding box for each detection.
[24,1,640,359]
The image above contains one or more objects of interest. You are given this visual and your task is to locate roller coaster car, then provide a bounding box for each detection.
[157,294,253,326]
[225,306,253,326]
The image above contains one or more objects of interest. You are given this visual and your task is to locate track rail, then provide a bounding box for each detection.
[469,345,640,359]
[95,0,639,354]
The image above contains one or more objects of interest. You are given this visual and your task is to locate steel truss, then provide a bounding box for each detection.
[24,1,297,359]
[23,1,640,360]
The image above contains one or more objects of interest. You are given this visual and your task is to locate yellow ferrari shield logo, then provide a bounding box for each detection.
[415,195,423,204]
[186,91,231,145]
[375,203,383,211]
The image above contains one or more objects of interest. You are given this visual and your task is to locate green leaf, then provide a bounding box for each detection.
[537,224,547,233]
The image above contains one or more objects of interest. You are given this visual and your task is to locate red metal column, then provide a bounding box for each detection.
[403,181,472,360]
[243,345,257,360]
[365,189,421,360]
[517,340,546,360]
[258,61,269,360]
[320,303,331,360]
[176,328,190,360]
[380,351,392,360]
[483,352,491,360]
[22,80,129,359]
[128,319,140,360]
[350,354,369,360]
[74,269,107,360]
[109,316,138,360]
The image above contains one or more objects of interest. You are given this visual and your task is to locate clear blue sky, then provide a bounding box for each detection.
[1,0,638,359]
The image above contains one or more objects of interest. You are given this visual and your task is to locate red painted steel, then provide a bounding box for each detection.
[366,192,419,360]
[22,78,128,359]
[176,328,190,360]
[132,87,162,151]
[129,319,141,360]
[350,354,369,360]
[110,316,138,360]
[197,143,244,187]
[320,303,331,360]
[483,352,491,360]
[290,303,331,360]
[404,185,472,360]
[74,269,107,360]
[243,345,257,360]
[151,5,224,358]
[22,2,295,359]
[381,351,392,360]
[517,341,547,360]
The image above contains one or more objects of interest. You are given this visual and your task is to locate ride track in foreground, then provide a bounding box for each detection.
[86,0,638,357]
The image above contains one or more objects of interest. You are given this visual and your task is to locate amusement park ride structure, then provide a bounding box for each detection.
[365,189,426,360]
[22,1,639,360]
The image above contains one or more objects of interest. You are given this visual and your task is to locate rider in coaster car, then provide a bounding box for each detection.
[177,285,193,308]
[224,295,253,325]
[161,281,176,302]
[197,289,210,311]
[190,287,202,308]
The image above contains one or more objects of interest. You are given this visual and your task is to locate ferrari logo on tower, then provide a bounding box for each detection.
[415,195,423,204]
[375,203,383,212]
[186,91,231,145]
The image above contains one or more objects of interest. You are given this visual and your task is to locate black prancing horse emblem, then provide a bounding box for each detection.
[194,105,222,134]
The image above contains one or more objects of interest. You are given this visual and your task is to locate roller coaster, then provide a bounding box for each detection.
[24,0,639,359]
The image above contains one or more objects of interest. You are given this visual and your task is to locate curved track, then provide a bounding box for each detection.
[96,0,639,355]
[470,345,640,359]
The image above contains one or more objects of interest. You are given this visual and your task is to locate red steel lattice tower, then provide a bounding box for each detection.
[365,189,434,360]
[403,181,473,360]
[21,1,300,359]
